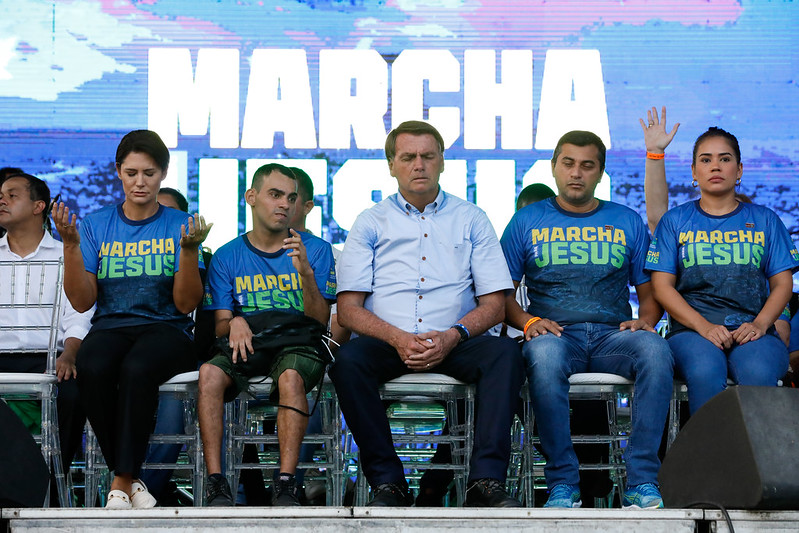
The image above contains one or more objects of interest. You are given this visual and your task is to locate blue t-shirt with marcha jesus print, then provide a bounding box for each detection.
[645,200,799,334]
[79,204,202,333]
[204,232,336,317]
[501,198,651,326]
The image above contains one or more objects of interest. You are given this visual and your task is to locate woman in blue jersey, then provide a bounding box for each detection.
[53,130,212,508]
[645,125,799,414]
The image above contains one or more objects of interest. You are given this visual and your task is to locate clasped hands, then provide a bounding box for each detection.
[394,329,460,371]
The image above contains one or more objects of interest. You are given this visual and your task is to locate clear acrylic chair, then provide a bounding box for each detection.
[83,370,204,507]
[348,373,476,506]
[0,258,70,507]
[224,375,345,506]
[521,372,634,507]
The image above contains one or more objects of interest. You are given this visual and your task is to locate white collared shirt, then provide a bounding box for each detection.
[0,232,93,351]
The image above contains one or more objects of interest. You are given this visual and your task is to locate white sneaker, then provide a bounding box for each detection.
[131,480,157,509]
[105,490,132,509]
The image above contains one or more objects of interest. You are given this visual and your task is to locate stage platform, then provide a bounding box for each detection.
[2,507,798,533]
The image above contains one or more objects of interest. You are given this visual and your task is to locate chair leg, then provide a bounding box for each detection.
[41,395,70,507]
[183,395,204,507]
[84,423,110,507]
[320,394,344,506]
[606,393,627,501]
[49,405,71,507]
[225,398,249,501]
[667,384,681,452]
[522,396,535,507]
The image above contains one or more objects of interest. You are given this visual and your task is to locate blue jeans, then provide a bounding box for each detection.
[669,330,788,415]
[524,323,673,487]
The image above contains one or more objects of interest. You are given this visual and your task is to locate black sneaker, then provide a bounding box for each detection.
[205,474,234,506]
[465,478,523,507]
[272,474,301,506]
[367,482,413,507]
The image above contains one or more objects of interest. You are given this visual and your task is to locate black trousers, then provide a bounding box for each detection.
[76,324,194,477]
[330,334,525,487]
[0,353,85,474]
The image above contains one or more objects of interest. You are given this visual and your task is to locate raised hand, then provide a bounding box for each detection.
[180,214,213,249]
[50,201,80,246]
[640,106,680,154]
[283,228,313,276]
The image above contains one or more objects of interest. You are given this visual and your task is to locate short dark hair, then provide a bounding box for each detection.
[251,163,296,191]
[116,130,170,171]
[158,187,189,212]
[516,183,556,211]
[0,167,25,181]
[1,172,52,233]
[551,130,606,173]
[692,126,741,166]
[385,120,445,162]
[289,167,313,203]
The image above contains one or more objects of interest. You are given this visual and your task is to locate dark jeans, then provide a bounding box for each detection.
[329,334,524,487]
[77,324,194,477]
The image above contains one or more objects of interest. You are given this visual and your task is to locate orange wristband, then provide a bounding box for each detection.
[646,151,665,160]
[523,317,541,335]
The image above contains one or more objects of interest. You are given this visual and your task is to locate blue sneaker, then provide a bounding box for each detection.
[544,484,582,508]
[623,483,664,509]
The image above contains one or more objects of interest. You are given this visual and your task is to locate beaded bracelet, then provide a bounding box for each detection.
[523,316,542,335]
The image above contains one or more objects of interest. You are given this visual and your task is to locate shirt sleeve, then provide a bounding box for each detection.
[645,211,679,275]
[500,210,526,283]
[336,212,377,294]
[468,209,513,296]
[628,214,652,286]
[79,215,100,275]
[763,210,799,278]
[60,295,94,341]
[204,252,235,312]
[308,239,337,302]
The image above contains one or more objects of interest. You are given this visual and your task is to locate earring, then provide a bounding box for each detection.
[736,178,741,186]
[691,179,697,188]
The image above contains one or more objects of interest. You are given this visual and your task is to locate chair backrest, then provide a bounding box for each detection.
[0,258,64,374]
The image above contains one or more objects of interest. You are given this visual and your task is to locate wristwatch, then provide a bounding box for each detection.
[452,323,470,344]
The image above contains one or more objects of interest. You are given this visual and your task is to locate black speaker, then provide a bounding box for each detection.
[0,400,50,507]
[659,386,799,510]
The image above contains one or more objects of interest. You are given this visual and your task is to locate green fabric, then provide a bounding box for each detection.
[207,344,325,403]
[4,399,42,434]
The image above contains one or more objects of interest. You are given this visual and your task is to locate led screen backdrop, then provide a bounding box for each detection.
[0,0,797,285]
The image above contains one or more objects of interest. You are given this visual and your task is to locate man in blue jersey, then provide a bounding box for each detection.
[331,121,525,508]
[501,130,673,509]
[198,163,337,506]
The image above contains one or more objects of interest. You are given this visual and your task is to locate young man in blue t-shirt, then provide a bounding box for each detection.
[501,130,674,509]
[198,163,336,506]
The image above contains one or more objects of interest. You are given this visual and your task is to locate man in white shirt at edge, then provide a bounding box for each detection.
[0,172,93,495]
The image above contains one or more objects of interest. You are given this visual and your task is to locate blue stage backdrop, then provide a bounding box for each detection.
[0,0,797,287]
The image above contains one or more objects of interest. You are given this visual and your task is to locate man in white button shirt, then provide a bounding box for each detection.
[0,172,93,493]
